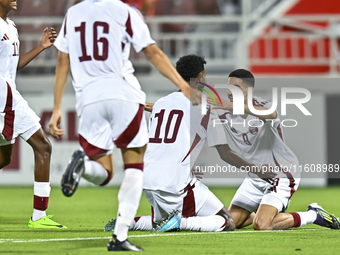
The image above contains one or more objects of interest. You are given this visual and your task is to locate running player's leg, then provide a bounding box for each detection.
[25,127,65,228]
[83,150,114,186]
[0,144,14,169]
[0,78,14,168]
[114,146,146,238]
[108,101,147,251]
[79,109,115,186]
[26,128,51,182]
[26,128,52,221]
[1,93,64,227]
[61,102,115,196]
[79,74,143,187]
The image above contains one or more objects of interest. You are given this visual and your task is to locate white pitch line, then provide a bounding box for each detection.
[0,228,329,244]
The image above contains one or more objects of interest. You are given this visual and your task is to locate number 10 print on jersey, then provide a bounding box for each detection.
[149,110,184,144]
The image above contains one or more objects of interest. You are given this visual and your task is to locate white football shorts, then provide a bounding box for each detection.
[0,97,41,146]
[144,180,224,223]
[78,99,148,158]
[230,175,300,213]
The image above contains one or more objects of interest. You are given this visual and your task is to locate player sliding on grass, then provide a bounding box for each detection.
[210,69,340,231]
[105,55,276,233]
[0,0,65,229]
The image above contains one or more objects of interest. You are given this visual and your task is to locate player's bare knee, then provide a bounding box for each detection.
[253,219,271,230]
[33,136,52,159]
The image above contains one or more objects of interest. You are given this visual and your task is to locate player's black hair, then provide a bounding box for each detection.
[228,69,255,87]
[176,54,206,82]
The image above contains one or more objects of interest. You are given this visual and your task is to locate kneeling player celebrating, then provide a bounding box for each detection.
[105,55,273,233]
[212,69,340,231]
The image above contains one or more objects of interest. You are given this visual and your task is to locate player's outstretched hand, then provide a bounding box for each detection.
[49,110,64,139]
[192,168,204,181]
[40,27,57,49]
[208,97,233,111]
[256,164,277,184]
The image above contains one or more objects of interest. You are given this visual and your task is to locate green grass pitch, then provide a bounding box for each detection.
[0,186,340,254]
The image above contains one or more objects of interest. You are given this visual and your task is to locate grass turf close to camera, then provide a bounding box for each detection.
[0,186,340,255]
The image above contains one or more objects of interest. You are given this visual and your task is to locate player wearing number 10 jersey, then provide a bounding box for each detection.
[50,0,201,251]
[104,55,277,233]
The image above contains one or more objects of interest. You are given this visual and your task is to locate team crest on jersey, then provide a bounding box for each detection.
[249,126,258,135]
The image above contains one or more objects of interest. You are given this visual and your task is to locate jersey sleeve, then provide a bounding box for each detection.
[54,13,69,54]
[206,109,228,147]
[125,7,155,53]
[262,100,272,109]
[262,100,280,118]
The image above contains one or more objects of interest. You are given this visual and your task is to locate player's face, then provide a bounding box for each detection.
[0,0,17,11]
[227,77,252,104]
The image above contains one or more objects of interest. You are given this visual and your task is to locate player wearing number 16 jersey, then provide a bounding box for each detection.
[49,0,201,251]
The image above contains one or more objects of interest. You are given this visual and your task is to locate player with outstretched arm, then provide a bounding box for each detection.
[105,55,275,233]
[0,0,65,229]
[49,0,201,252]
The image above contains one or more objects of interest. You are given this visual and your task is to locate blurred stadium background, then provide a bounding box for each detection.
[1,0,340,188]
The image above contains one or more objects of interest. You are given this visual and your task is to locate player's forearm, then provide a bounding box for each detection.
[216,144,260,172]
[244,104,277,119]
[53,52,70,110]
[17,44,45,69]
[222,149,256,169]
[143,44,190,96]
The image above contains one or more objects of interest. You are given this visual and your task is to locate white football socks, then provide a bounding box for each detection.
[180,215,227,232]
[130,215,153,231]
[114,168,143,242]
[32,182,51,221]
[297,210,317,226]
[83,159,109,185]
